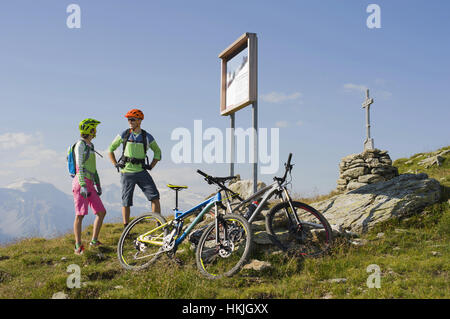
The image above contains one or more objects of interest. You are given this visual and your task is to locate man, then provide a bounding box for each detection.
[108,108,162,228]
[72,118,107,255]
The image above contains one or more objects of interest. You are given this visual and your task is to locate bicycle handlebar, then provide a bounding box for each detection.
[197,169,208,178]
[274,153,293,183]
[197,169,244,201]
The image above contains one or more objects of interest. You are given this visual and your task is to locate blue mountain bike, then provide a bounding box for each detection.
[117,173,253,279]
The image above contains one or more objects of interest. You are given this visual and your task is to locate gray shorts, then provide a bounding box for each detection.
[120,170,160,207]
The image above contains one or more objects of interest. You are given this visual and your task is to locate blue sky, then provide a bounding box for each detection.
[0,1,449,199]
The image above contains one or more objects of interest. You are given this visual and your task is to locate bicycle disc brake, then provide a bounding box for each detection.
[218,240,234,258]
[162,231,176,252]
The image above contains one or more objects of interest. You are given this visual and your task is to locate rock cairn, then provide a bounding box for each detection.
[337,149,398,192]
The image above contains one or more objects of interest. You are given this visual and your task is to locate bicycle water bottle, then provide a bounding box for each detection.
[244,201,258,220]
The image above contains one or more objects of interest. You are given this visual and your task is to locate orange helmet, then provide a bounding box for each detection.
[125,109,144,120]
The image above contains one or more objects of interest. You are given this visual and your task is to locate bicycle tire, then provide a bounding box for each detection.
[265,201,332,257]
[195,213,253,279]
[117,212,168,271]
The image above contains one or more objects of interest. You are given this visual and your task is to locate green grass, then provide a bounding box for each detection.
[0,146,449,299]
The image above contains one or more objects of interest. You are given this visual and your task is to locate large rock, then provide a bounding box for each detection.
[337,149,398,191]
[313,174,441,234]
[228,180,266,201]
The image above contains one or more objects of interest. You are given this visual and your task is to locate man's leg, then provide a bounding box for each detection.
[122,206,131,227]
[136,170,161,214]
[151,199,161,214]
[121,172,136,228]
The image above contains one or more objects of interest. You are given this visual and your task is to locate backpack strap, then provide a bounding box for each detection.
[121,129,148,156]
[121,129,132,157]
[74,139,90,168]
[141,129,148,153]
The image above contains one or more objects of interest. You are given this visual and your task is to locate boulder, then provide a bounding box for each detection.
[313,174,441,234]
[418,155,445,168]
[228,180,266,201]
[337,149,398,191]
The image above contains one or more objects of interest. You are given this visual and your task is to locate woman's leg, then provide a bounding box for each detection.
[92,210,106,241]
[74,215,84,246]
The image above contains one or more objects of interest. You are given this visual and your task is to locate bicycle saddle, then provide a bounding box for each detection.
[167,184,188,191]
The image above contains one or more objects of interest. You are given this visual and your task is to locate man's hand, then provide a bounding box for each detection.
[115,163,125,172]
[80,186,89,198]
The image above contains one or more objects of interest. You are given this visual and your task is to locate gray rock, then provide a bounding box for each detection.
[228,180,267,201]
[418,155,444,168]
[358,174,385,184]
[342,167,368,179]
[328,278,347,284]
[243,259,272,271]
[252,231,273,245]
[347,181,368,191]
[314,174,441,234]
[52,292,69,299]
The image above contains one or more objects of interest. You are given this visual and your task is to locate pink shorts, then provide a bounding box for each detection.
[72,177,106,216]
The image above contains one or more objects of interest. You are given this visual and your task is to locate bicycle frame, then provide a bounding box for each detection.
[137,191,222,250]
[222,180,292,223]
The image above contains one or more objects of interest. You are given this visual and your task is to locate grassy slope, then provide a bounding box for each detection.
[0,147,449,299]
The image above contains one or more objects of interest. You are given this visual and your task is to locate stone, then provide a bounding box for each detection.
[342,167,368,179]
[252,231,273,245]
[337,149,398,191]
[243,259,272,271]
[347,181,368,191]
[328,278,347,284]
[321,293,333,299]
[52,292,69,299]
[431,251,441,256]
[358,174,385,184]
[228,180,267,201]
[350,239,368,246]
[418,155,444,168]
[314,174,441,234]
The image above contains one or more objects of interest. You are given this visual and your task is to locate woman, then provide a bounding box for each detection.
[72,118,106,255]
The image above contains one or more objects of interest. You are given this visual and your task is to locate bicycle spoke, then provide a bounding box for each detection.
[117,213,168,270]
[267,201,332,257]
[196,214,252,279]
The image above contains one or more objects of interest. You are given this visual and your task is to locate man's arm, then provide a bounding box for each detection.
[108,134,123,169]
[148,139,161,170]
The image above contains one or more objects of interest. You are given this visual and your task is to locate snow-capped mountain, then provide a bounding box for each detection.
[0,179,74,244]
[0,179,207,244]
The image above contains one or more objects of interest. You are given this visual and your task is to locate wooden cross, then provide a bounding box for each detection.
[362,89,374,151]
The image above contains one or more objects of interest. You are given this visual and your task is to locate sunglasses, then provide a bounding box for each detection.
[128,118,139,122]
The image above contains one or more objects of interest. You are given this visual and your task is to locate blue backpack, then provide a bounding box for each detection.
[67,140,90,178]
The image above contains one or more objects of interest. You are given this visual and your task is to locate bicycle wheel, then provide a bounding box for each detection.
[117,212,168,271]
[195,213,253,279]
[265,201,332,257]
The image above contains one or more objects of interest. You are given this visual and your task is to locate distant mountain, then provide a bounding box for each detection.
[0,179,74,244]
[0,179,207,244]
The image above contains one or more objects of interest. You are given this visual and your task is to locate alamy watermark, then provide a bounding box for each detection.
[171,120,280,174]
[66,4,81,29]
[366,4,381,29]
[366,264,381,289]
[66,264,81,289]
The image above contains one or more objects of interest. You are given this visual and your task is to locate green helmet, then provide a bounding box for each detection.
[79,118,101,136]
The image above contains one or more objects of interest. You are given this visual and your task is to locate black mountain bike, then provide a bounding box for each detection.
[197,153,333,257]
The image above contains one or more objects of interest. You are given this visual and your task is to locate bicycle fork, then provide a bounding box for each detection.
[280,187,302,228]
